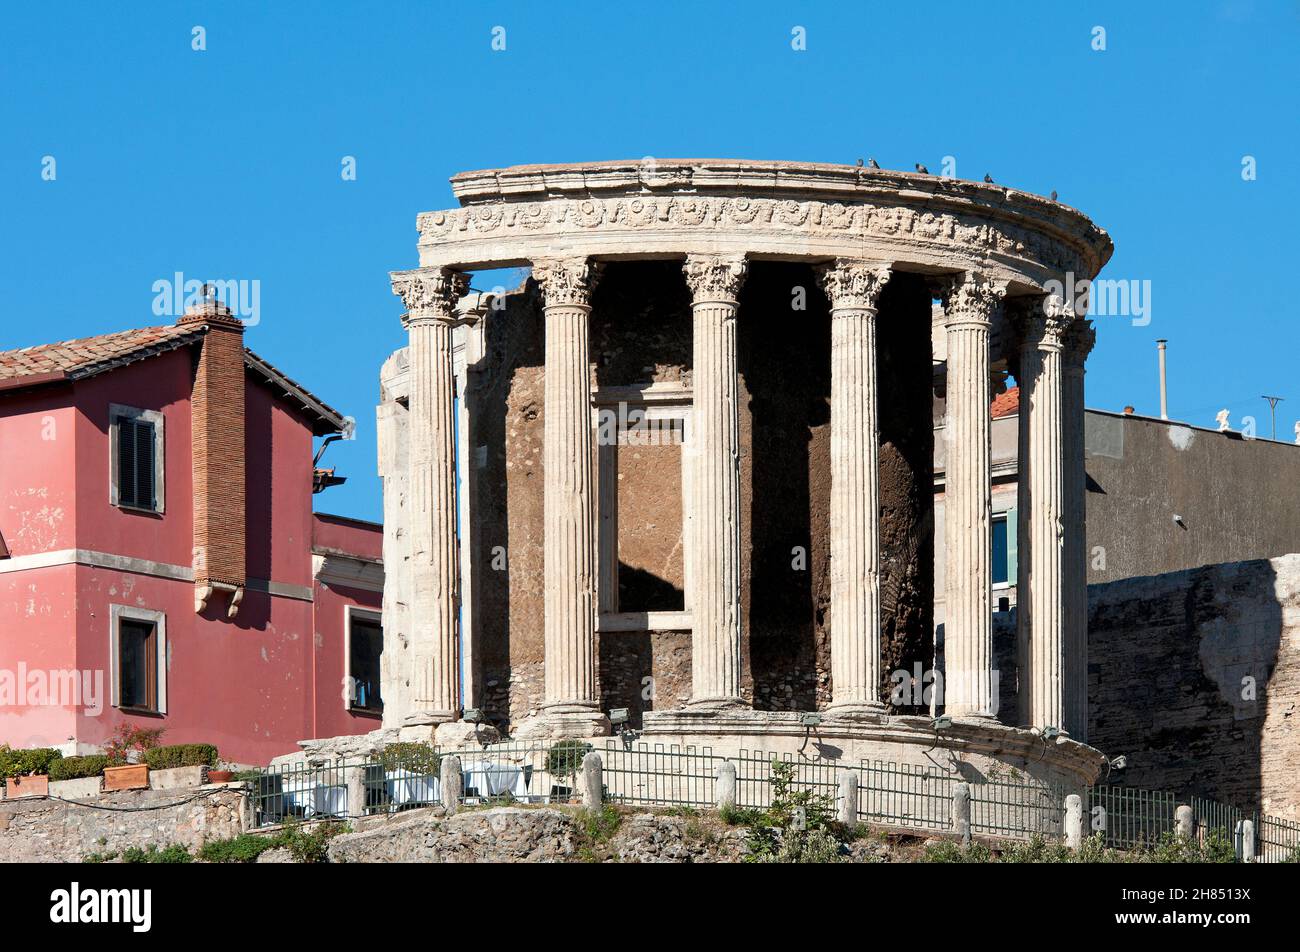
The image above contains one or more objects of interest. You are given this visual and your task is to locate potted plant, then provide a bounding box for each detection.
[207,765,235,784]
[102,725,164,791]
[0,745,61,799]
[545,740,591,802]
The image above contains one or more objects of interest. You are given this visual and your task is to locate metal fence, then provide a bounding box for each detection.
[1257,813,1300,863]
[238,743,1300,861]
[1088,785,1177,849]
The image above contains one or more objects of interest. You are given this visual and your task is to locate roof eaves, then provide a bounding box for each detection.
[243,349,347,436]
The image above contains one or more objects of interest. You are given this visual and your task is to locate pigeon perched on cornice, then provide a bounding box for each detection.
[915,163,929,174]
[868,158,880,169]
[1050,190,1059,201]
[983,173,994,183]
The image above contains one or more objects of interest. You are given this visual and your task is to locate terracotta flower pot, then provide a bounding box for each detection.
[208,769,234,783]
[5,774,49,799]
[103,763,150,791]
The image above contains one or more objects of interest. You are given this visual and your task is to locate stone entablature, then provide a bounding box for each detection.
[416,160,1112,287]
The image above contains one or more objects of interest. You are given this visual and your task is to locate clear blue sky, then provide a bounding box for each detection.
[3,1,1296,522]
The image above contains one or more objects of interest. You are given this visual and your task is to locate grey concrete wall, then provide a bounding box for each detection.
[933,410,1300,613]
[1083,412,1300,584]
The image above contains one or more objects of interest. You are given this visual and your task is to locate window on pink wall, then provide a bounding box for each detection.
[347,610,383,715]
[109,404,165,515]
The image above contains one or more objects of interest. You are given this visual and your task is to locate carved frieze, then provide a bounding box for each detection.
[417,194,1098,277]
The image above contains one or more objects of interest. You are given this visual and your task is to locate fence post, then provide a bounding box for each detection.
[952,782,972,847]
[838,770,859,828]
[1175,804,1193,840]
[1063,794,1083,849]
[581,752,603,809]
[1234,819,1256,863]
[715,761,737,811]
[441,755,463,815]
[346,762,367,819]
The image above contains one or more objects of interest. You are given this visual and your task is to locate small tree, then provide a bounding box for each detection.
[105,725,166,765]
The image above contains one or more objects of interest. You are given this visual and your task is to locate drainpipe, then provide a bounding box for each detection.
[1156,339,1169,420]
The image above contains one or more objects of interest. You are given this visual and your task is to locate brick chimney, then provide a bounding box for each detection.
[179,286,246,617]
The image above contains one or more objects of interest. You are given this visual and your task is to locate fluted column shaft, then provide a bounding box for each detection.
[941,273,1003,717]
[820,261,891,714]
[1062,321,1095,740]
[1016,303,1070,731]
[391,268,470,723]
[684,254,748,705]
[535,258,601,713]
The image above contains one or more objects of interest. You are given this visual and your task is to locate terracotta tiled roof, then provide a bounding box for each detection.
[991,386,1020,419]
[0,324,346,434]
[0,325,205,387]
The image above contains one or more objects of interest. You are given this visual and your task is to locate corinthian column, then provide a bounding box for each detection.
[940,272,1004,718]
[391,267,470,725]
[819,260,892,717]
[684,254,748,707]
[1062,319,1095,740]
[1016,297,1071,731]
[524,257,609,738]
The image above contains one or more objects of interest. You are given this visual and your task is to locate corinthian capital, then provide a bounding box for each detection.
[817,259,892,311]
[939,271,1006,327]
[1015,293,1073,350]
[533,257,602,308]
[1065,320,1097,369]
[683,254,748,304]
[392,268,470,326]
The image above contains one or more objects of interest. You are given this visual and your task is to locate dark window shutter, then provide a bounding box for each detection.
[135,420,156,510]
[117,418,138,507]
[116,418,156,510]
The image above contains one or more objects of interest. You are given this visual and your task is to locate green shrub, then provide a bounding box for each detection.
[580,804,622,842]
[0,745,62,780]
[49,755,109,781]
[922,840,996,863]
[198,833,279,864]
[276,822,348,863]
[121,843,192,864]
[143,743,219,770]
[546,740,592,780]
[379,742,441,774]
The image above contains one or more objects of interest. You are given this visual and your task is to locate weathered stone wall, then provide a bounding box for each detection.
[1086,554,1300,818]
[0,786,245,863]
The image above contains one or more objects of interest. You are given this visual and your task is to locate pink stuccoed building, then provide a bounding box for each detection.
[0,296,384,765]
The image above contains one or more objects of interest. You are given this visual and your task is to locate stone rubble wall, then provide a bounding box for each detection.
[0,786,245,863]
[325,805,894,864]
[1085,554,1300,818]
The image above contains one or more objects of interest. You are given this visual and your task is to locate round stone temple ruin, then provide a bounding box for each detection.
[373,159,1115,798]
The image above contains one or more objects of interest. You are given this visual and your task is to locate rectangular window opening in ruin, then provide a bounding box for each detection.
[594,385,692,632]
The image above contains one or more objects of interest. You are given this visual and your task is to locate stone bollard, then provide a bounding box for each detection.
[1175,804,1193,840]
[715,761,738,812]
[1234,819,1256,863]
[440,755,463,815]
[581,752,603,809]
[838,770,860,829]
[952,782,972,847]
[345,763,367,820]
[1063,794,1083,849]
